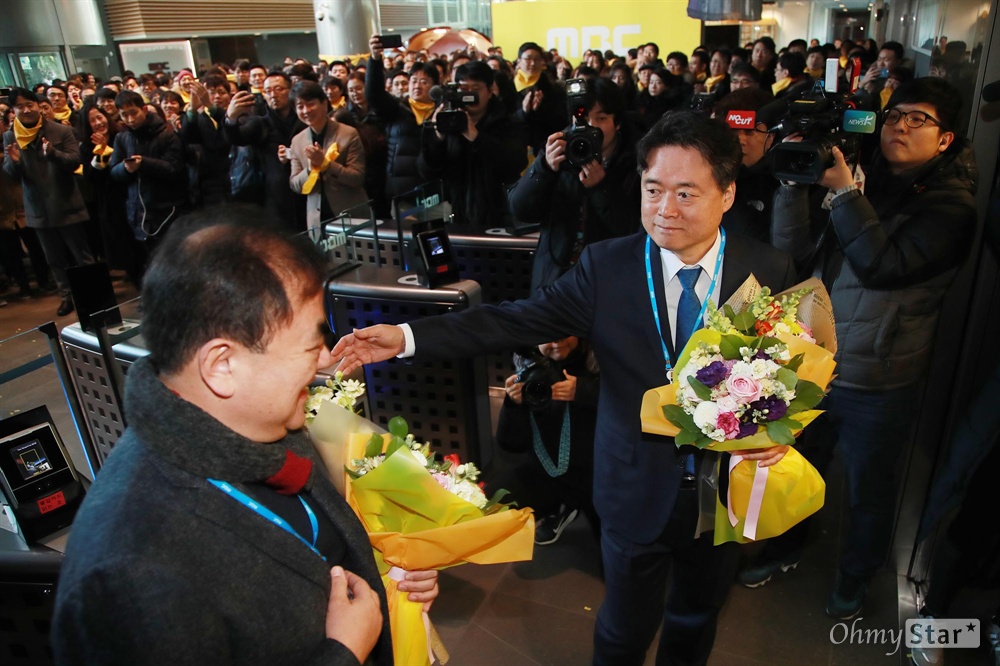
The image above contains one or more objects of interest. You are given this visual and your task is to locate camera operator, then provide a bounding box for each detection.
[419,61,526,229]
[713,88,782,243]
[495,336,600,545]
[508,77,640,291]
[745,78,979,620]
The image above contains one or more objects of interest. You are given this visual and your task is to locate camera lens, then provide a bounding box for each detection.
[523,380,553,410]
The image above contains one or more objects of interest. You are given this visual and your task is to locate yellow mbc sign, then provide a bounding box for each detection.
[490,0,702,61]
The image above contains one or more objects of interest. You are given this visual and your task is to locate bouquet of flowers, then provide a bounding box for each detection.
[640,277,837,544]
[307,381,534,666]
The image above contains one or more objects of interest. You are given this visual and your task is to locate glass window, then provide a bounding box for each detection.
[0,55,18,88]
[18,52,67,87]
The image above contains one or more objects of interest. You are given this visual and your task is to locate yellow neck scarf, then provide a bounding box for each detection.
[332,97,347,111]
[202,107,218,130]
[806,68,825,80]
[704,74,726,92]
[53,107,72,124]
[176,88,191,105]
[301,142,340,194]
[772,77,793,96]
[13,117,42,149]
[880,87,893,109]
[839,56,848,69]
[251,86,262,95]
[637,80,647,92]
[514,69,541,92]
[92,143,114,160]
[408,98,435,125]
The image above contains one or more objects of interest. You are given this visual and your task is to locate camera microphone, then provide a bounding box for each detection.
[429,85,444,103]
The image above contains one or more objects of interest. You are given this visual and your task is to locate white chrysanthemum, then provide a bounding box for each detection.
[410,448,429,466]
[693,401,719,431]
[452,479,488,508]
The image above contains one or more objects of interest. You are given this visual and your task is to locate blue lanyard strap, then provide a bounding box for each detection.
[644,228,726,382]
[207,479,326,561]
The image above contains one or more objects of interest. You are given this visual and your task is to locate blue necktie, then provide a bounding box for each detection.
[675,266,702,355]
[675,266,702,478]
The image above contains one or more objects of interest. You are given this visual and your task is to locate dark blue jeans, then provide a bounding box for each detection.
[594,487,739,666]
[760,383,918,579]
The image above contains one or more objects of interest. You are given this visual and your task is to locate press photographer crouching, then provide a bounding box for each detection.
[746,77,979,620]
[508,77,640,292]
[495,337,600,545]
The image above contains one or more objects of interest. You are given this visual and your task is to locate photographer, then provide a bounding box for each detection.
[495,336,600,545]
[745,78,979,620]
[419,61,526,229]
[508,77,640,291]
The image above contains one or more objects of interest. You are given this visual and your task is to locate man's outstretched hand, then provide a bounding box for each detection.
[331,324,406,374]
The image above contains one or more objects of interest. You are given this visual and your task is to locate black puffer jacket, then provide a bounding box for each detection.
[109,113,186,239]
[772,140,978,390]
[221,106,306,231]
[418,97,527,229]
[508,120,641,292]
[365,57,424,199]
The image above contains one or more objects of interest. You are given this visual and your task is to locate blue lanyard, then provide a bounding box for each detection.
[206,479,326,561]
[644,228,726,382]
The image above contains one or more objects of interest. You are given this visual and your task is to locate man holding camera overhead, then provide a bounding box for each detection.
[418,61,526,230]
[508,77,641,292]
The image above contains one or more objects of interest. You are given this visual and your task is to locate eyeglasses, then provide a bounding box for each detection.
[883,108,940,129]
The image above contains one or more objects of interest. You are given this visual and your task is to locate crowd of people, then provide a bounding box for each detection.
[4,25,991,666]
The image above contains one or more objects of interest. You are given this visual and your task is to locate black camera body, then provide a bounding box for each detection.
[562,77,603,170]
[516,349,566,411]
[435,83,479,134]
[689,91,718,115]
[768,83,874,183]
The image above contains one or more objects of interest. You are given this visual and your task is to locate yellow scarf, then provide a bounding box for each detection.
[839,56,848,69]
[408,98,435,125]
[251,86,262,95]
[53,107,72,125]
[13,117,42,149]
[806,68,825,80]
[637,80,647,92]
[880,87,893,109]
[301,142,340,194]
[704,74,726,92]
[176,88,191,105]
[772,77,793,96]
[331,97,347,111]
[92,143,114,161]
[695,71,707,83]
[514,69,541,92]
[202,107,218,130]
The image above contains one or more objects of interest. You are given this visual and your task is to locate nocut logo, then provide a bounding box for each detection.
[725,110,756,129]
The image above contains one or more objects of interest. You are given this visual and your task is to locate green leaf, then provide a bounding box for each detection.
[777,367,798,390]
[732,310,757,334]
[675,428,700,445]
[785,353,805,372]
[663,404,697,431]
[364,433,384,458]
[723,304,738,321]
[387,416,409,438]
[482,487,511,514]
[786,399,807,416]
[794,380,826,409]
[720,334,745,360]
[696,436,716,449]
[384,435,407,457]
[688,376,713,401]
[777,416,803,430]
[760,337,784,351]
[345,466,364,480]
[766,421,796,446]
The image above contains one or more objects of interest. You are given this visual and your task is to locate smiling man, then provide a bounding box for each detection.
[758,77,979,620]
[52,216,438,665]
[287,80,367,232]
[331,111,796,665]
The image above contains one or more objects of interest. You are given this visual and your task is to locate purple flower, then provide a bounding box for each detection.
[695,361,729,387]
[749,395,787,421]
[737,421,758,438]
[753,349,771,361]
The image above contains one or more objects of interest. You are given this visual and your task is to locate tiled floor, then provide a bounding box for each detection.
[2,281,997,666]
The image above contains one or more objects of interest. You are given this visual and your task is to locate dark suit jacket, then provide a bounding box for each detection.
[410,230,795,543]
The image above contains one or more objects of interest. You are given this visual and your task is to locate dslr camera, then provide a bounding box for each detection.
[561,78,603,170]
[515,348,566,411]
[768,81,876,183]
[434,82,479,134]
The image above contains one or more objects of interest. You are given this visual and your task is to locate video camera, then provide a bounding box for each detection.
[515,348,566,411]
[430,83,479,134]
[562,78,603,170]
[689,91,718,115]
[766,80,877,183]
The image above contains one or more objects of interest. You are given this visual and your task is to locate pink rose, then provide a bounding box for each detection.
[725,374,762,403]
[431,472,453,491]
[717,411,741,439]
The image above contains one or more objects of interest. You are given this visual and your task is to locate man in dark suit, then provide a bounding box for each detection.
[333,111,796,665]
[53,213,438,665]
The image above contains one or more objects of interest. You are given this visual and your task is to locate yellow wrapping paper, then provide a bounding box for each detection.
[713,447,826,545]
[345,432,535,666]
[639,328,836,451]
